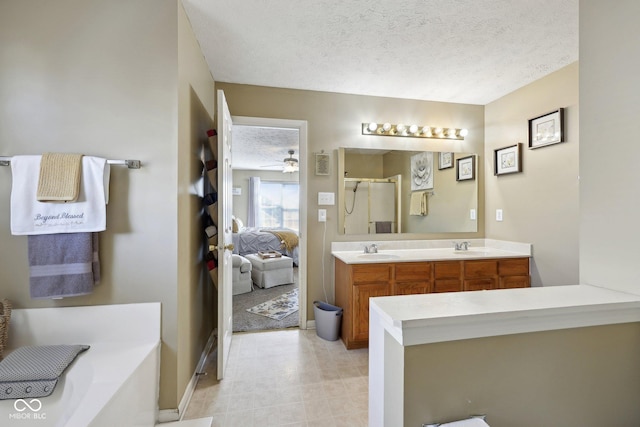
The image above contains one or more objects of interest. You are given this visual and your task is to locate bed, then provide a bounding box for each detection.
[232,227,300,266]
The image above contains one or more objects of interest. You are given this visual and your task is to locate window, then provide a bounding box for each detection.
[259,181,299,231]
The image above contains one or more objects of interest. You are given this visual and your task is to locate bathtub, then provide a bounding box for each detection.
[0,302,160,426]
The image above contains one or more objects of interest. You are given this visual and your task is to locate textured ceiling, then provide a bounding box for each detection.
[232,125,300,171]
[182,0,578,169]
[182,0,578,105]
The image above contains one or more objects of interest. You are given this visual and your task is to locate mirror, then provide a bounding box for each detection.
[338,148,478,234]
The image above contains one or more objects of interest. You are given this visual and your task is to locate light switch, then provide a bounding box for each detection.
[318,209,327,222]
[496,209,503,221]
[318,192,335,205]
[470,209,476,220]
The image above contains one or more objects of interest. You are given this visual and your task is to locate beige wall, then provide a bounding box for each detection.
[579,0,640,294]
[485,63,579,286]
[216,83,485,314]
[404,323,640,427]
[177,2,216,410]
[0,0,215,410]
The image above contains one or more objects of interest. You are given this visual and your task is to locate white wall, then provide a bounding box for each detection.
[579,0,640,293]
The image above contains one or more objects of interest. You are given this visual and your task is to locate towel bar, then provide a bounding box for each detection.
[0,156,141,169]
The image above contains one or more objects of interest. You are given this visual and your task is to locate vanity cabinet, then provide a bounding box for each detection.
[349,264,392,342]
[335,257,530,349]
[433,261,463,293]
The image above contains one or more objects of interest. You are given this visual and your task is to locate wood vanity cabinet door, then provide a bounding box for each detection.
[353,282,392,341]
[394,262,432,295]
[433,261,463,293]
[350,263,392,343]
[498,258,530,288]
[463,260,498,291]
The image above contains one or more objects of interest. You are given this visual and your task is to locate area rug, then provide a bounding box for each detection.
[246,288,299,321]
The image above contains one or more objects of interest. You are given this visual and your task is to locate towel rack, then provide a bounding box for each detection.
[0,156,141,169]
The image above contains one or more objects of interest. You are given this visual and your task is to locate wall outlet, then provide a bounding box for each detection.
[318,192,335,205]
[496,209,503,221]
[318,209,327,222]
[470,209,476,220]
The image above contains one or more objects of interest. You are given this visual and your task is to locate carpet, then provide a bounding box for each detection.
[246,288,299,321]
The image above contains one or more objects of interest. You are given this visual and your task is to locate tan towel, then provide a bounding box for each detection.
[410,191,428,216]
[36,153,84,202]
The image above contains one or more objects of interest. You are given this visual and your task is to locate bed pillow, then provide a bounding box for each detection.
[0,344,89,399]
[232,217,244,233]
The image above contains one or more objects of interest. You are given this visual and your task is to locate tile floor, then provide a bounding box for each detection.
[183,329,369,427]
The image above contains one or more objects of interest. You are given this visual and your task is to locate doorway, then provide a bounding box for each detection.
[229,116,308,333]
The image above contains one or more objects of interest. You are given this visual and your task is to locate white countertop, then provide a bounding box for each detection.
[369,284,640,346]
[331,238,531,264]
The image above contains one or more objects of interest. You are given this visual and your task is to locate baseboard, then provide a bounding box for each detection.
[157,329,217,423]
[306,320,315,329]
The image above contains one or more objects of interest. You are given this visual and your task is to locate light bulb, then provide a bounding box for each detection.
[459,128,469,137]
[409,124,418,134]
[382,123,392,132]
[367,122,378,132]
[422,126,431,136]
[447,128,456,138]
[434,127,443,136]
[396,124,406,134]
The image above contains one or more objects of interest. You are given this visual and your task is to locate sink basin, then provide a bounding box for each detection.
[357,253,401,260]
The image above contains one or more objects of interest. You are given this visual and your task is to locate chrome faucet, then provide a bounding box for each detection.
[364,243,378,253]
[454,241,470,251]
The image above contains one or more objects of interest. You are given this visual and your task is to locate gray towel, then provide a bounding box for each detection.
[27,233,100,299]
[375,221,392,233]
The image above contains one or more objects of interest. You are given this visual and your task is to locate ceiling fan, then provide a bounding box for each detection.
[261,150,299,173]
[282,150,299,173]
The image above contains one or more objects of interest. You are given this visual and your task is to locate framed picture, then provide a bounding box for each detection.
[411,152,434,190]
[494,143,522,175]
[315,152,330,175]
[528,108,564,149]
[456,155,475,181]
[438,152,453,170]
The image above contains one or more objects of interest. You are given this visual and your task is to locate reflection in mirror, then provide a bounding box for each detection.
[338,148,478,235]
[344,176,401,234]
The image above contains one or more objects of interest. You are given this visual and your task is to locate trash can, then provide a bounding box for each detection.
[313,301,343,341]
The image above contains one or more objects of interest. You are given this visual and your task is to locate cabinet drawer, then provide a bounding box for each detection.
[464,278,496,291]
[500,275,530,289]
[434,261,462,279]
[352,264,391,283]
[433,279,462,293]
[395,262,431,281]
[395,281,431,295]
[499,258,529,276]
[464,260,497,278]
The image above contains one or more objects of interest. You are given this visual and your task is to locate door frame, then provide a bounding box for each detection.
[231,115,308,329]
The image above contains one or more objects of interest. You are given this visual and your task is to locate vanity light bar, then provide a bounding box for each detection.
[362,122,468,140]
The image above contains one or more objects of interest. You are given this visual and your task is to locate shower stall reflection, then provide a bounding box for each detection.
[343,176,401,234]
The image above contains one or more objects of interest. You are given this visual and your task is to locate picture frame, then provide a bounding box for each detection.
[438,152,453,170]
[315,152,330,175]
[456,155,475,181]
[411,152,434,190]
[494,143,522,176]
[528,108,564,149]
